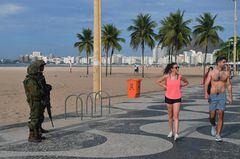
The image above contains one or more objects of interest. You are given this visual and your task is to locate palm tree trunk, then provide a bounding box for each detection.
[87,54,89,75]
[110,48,114,75]
[171,45,174,63]
[168,46,171,63]
[175,52,177,63]
[228,49,231,62]
[175,41,178,63]
[141,41,145,78]
[105,50,109,77]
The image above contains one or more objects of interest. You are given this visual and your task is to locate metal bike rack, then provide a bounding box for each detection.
[94,91,111,116]
[76,93,84,120]
[64,94,78,119]
[86,92,96,118]
[76,92,90,120]
[64,90,111,120]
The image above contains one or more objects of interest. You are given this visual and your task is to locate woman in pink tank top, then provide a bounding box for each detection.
[156,63,189,141]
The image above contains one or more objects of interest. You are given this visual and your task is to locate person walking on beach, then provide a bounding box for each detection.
[156,63,189,141]
[23,63,45,142]
[134,64,139,74]
[203,66,214,97]
[204,56,233,142]
[203,66,213,85]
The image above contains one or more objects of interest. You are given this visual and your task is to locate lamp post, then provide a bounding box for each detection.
[233,0,238,76]
[93,0,102,93]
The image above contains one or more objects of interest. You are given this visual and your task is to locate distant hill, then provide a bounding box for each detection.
[183,37,224,53]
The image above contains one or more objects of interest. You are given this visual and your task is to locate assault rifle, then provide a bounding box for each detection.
[38,74,54,127]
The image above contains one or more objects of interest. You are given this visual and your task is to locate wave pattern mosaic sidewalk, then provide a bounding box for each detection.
[0,78,240,159]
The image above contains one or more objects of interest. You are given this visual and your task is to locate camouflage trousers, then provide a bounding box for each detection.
[28,100,44,130]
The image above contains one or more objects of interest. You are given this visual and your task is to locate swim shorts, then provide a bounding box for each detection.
[209,93,227,111]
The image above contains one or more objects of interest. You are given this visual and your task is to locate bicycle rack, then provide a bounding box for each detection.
[64,90,112,119]
[76,91,90,120]
[64,94,78,119]
[94,91,111,116]
[86,92,96,118]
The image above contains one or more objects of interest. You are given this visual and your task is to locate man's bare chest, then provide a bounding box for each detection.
[212,71,228,82]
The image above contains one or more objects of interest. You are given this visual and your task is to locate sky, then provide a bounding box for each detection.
[0,0,239,59]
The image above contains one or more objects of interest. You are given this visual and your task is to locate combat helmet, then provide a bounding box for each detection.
[34,60,46,67]
[27,63,39,75]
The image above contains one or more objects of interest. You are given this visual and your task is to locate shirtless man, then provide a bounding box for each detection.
[205,56,233,142]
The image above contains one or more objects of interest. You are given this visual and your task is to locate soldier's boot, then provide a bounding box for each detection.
[37,127,46,140]
[40,126,49,134]
[28,129,35,141]
[28,129,41,143]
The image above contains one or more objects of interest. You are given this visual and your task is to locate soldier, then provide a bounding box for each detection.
[23,63,45,142]
[35,60,53,134]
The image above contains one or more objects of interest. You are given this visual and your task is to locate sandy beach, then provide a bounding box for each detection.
[0,66,203,125]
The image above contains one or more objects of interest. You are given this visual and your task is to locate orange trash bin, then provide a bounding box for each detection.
[127,79,142,98]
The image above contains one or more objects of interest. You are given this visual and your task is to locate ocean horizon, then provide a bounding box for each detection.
[0,63,133,67]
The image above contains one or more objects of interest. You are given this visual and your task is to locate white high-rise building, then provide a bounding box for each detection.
[112,54,123,64]
[206,53,215,64]
[182,50,215,65]
[102,57,110,64]
[122,56,141,65]
[183,50,192,64]
[152,45,168,63]
[122,56,128,64]
[29,51,43,61]
[63,56,75,64]
[144,56,153,65]
[79,57,92,64]
[32,51,42,57]
[177,54,185,63]
[52,57,62,64]
[158,56,168,65]
[196,52,204,64]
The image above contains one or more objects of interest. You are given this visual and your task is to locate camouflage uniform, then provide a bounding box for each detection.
[35,60,52,133]
[23,63,45,142]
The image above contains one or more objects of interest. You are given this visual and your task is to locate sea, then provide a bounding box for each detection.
[0,63,130,67]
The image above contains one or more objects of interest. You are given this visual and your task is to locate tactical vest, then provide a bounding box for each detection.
[23,76,43,102]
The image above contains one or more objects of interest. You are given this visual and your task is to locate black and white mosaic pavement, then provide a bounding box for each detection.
[0,77,240,159]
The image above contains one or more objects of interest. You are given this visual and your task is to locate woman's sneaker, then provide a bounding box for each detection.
[174,134,179,141]
[215,134,223,142]
[167,131,173,138]
[211,126,216,136]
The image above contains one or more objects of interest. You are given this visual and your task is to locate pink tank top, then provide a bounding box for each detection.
[165,75,182,99]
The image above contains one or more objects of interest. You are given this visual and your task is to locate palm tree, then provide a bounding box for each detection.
[156,17,173,63]
[193,13,224,77]
[128,13,157,77]
[216,37,240,61]
[102,24,119,77]
[170,10,192,62]
[109,28,125,75]
[74,28,93,75]
[156,10,192,63]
